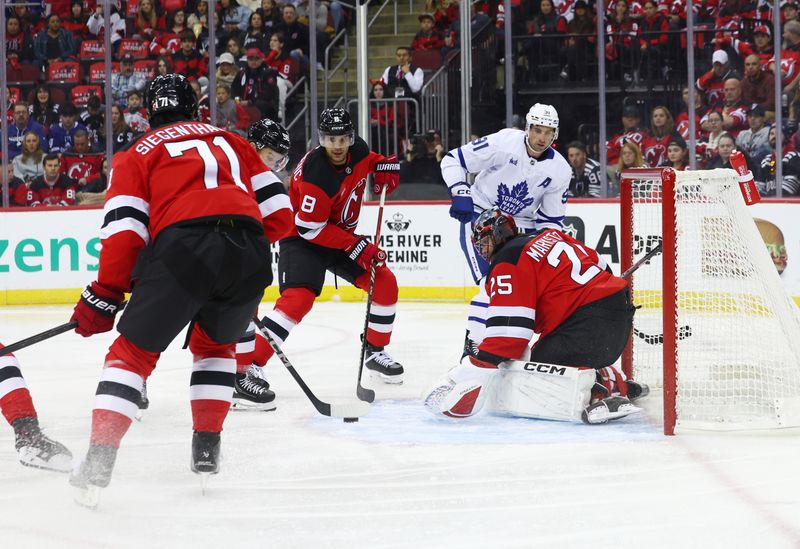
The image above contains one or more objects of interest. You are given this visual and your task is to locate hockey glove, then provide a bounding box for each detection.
[373,155,400,195]
[346,237,387,271]
[448,182,473,223]
[71,282,124,337]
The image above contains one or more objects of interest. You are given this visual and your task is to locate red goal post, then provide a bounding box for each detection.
[620,167,800,435]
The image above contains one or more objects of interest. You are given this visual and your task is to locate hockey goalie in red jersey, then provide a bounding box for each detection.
[424,207,648,424]
[1,344,72,472]
[67,74,292,508]
[236,108,403,389]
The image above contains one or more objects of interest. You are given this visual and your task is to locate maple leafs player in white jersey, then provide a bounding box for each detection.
[440,103,572,355]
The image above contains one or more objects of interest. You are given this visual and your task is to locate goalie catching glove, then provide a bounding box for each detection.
[71,282,124,337]
[346,237,387,271]
[372,155,400,195]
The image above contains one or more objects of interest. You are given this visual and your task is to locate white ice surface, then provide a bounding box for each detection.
[1,302,799,549]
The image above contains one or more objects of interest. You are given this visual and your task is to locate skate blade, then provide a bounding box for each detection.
[199,472,211,495]
[369,370,404,385]
[18,451,73,473]
[135,409,144,421]
[73,485,102,509]
[230,400,277,412]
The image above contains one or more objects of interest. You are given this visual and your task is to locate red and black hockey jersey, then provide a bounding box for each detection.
[26,174,77,207]
[98,121,292,294]
[478,230,628,364]
[289,136,386,250]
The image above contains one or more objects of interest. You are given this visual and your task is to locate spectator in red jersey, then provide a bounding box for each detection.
[427,0,458,32]
[697,49,741,108]
[28,85,60,130]
[369,80,395,155]
[213,83,251,135]
[4,162,28,206]
[172,30,209,83]
[26,154,77,207]
[62,129,104,185]
[715,24,774,67]
[605,0,638,83]
[716,77,748,137]
[6,14,34,65]
[232,48,280,120]
[33,13,76,65]
[676,85,705,141]
[662,134,689,170]
[134,0,164,40]
[149,9,187,57]
[264,31,297,123]
[12,131,45,182]
[638,0,669,81]
[243,10,269,53]
[741,53,776,119]
[411,13,444,51]
[80,157,109,196]
[61,1,89,43]
[111,55,147,108]
[606,104,646,170]
[642,105,676,167]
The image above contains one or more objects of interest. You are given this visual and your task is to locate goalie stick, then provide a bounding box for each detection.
[251,316,370,419]
[621,243,693,344]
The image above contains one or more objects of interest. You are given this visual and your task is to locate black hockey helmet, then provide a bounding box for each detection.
[146,73,198,121]
[471,207,519,261]
[248,118,290,156]
[318,108,354,146]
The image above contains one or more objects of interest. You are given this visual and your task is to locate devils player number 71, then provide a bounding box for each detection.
[164,137,248,192]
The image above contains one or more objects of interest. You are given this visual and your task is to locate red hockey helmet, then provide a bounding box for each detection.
[471,207,518,262]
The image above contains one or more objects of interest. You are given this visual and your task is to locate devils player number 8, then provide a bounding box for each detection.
[164,137,248,193]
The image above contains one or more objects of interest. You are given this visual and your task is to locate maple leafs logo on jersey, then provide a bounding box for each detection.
[496,181,534,215]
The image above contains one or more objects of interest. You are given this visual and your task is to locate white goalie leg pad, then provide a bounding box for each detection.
[424,357,498,419]
[487,361,596,422]
[466,277,490,344]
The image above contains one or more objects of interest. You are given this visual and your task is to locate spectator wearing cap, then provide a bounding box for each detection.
[661,134,689,170]
[48,103,86,154]
[606,105,646,168]
[716,24,774,67]
[642,105,675,167]
[411,13,444,51]
[216,51,239,87]
[566,140,602,197]
[32,13,76,65]
[741,53,776,118]
[736,104,771,163]
[111,55,147,109]
[232,47,281,120]
[638,0,669,81]
[172,30,209,83]
[783,0,799,24]
[697,49,741,108]
[8,102,48,161]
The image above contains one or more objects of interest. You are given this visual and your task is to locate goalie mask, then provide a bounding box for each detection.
[248,118,290,171]
[471,207,519,262]
[525,103,559,152]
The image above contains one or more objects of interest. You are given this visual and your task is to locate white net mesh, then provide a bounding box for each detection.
[625,169,800,430]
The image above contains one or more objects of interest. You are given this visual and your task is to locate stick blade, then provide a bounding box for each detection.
[357,384,375,403]
[329,400,371,419]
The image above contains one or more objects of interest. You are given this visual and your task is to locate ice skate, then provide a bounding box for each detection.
[581,396,638,425]
[191,431,220,494]
[12,417,73,473]
[231,364,276,411]
[626,380,650,401]
[461,330,480,360]
[70,444,118,509]
[135,379,149,421]
[364,342,404,384]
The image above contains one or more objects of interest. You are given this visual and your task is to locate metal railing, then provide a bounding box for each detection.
[346,97,420,159]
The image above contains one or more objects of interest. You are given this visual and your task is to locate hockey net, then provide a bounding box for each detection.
[620,168,800,434]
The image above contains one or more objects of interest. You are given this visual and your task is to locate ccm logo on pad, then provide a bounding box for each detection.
[523,363,567,376]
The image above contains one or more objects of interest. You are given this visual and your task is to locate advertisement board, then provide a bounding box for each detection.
[1,201,798,304]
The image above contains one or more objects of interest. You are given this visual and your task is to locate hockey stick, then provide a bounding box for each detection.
[251,316,369,419]
[355,185,389,403]
[621,243,693,344]
[0,321,78,357]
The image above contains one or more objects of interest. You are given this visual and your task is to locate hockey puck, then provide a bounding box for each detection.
[343,417,359,423]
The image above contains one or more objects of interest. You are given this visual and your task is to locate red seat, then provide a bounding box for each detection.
[118,39,149,60]
[48,61,81,83]
[71,85,103,108]
[8,87,21,104]
[89,62,120,83]
[80,40,106,61]
[133,59,156,80]
[410,49,442,71]
[6,63,40,85]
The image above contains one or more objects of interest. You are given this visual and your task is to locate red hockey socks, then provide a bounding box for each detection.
[0,350,37,425]
[355,265,398,348]
[188,324,236,433]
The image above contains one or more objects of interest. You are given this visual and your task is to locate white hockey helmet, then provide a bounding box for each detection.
[525,103,559,144]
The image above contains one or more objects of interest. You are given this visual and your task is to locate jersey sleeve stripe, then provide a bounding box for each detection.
[254,181,287,203]
[457,147,468,170]
[487,305,535,319]
[484,325,535,340]
[259,193,291,218]
[295,215,325,240]
[535,212,565,223]
[486,316,535,330]
[104,194,150,216]
[102,205,150,230]
[251,170,282,190]
[100,218,150,243]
